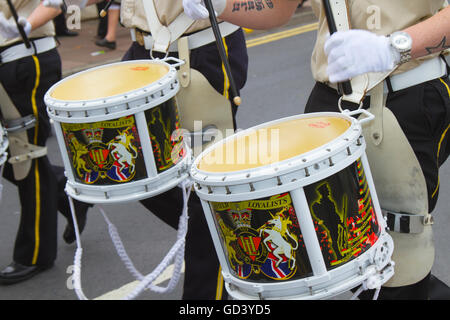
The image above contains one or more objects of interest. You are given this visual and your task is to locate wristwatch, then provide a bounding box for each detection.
[389,31,413,65]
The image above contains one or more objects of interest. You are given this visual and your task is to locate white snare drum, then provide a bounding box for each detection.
[191,111,395,300]
[45,60,190,204]
[0,124,8,166]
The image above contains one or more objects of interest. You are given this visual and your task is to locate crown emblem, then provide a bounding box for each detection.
[231,209,252,229]
[82,128,104,144]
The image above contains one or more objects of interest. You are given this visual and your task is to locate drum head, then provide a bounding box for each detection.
[50,62,169,101]
[198,115,351,173]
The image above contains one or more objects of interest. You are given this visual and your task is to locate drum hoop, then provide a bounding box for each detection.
[191,112,363,186]
[45,60,179,123]
[222,231,393,300]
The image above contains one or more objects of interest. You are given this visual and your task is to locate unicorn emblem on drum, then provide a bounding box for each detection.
[259,208,298,270]
[108,127,138,174]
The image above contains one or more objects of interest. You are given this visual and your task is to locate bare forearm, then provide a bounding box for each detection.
[218,0,300,30]
[27,3,61,31]
[404,6,450,59]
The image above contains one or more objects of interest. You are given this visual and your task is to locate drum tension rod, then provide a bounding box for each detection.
[328,157,334,167]
[304,167,310,177]
[277,176,282,186]
[357,136,362,146]
[347,146,352,155]
[249,182,255,192]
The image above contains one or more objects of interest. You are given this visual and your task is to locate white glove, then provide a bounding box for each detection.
[0,12,31,40]
[42,0,64,9]
[324,30,400,83]
[183,0,226,20]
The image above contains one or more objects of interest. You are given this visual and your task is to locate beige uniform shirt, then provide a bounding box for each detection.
[0,0,55,48]
[310,0,447,83]
[121,0,211,34]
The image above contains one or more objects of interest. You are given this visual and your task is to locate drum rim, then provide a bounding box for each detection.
[45,60,179,122]
[191,111,362,185]
[46,59,173,103]
[221,231,394,300]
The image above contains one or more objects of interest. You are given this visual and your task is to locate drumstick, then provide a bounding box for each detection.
[203,0,242,106]
[322,0,353,96]
[60,0,68,14]
[100,0,113,18]
[6,0,31,48]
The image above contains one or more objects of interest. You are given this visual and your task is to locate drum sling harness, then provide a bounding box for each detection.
[329,0,435,287]
[0,83,47,181]
[142,0,236,157]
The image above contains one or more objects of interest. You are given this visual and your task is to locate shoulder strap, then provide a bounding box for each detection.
[328,0,393,104]
[142,0,196,54]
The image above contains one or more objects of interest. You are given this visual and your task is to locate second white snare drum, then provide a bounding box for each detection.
[191,111,394,299]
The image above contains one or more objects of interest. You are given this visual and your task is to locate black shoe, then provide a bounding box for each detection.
[56,29,79,37]
[63,200,91,244]
[0,262,53,285]
[95,38,116,50]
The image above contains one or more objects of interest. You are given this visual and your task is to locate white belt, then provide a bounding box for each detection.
[387,56,448,92]
[0,37,57,65]
[130,22,240,52]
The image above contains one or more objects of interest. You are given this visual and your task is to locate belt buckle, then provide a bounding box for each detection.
[135,30,145,47]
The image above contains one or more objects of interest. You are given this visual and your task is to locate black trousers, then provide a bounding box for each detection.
[305,74,450,299]
[0,48,74,267]
[122,29,248,299]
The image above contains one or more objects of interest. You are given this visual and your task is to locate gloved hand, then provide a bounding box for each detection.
[0,12,31,40]
[42,0,64,8]
[324,29,400,83]
[183,0,227,20]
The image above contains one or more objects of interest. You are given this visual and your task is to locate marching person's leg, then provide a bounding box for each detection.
[0,50,61,283]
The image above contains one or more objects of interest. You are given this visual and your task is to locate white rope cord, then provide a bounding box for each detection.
[69,180,192,300]
[68,196,88,300]
[0,163,5,204]
[100,180,191,296]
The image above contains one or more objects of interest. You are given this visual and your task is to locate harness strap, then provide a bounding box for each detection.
[142,0,195,54]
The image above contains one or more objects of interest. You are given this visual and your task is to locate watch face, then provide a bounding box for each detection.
[392,33,412,51]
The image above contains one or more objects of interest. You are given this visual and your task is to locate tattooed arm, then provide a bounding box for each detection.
[404,6,450,59]
[218,0,301,29]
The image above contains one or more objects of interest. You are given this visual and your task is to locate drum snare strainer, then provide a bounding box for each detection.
[191,110,394,300]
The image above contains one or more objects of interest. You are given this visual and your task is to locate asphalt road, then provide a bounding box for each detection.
[0,19,449,301]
